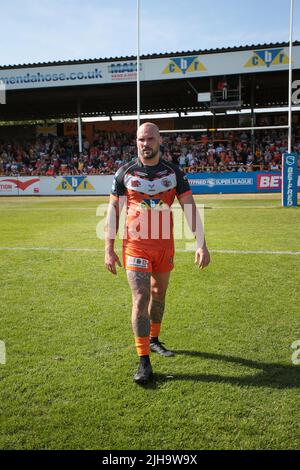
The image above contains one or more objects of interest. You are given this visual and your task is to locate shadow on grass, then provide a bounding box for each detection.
[149,350,300,389]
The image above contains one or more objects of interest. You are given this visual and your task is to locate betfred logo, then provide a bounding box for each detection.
[257,174,281,190]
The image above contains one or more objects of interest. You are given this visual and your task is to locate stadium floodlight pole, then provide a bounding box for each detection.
[136,0,141,129]
[288,0,294,153]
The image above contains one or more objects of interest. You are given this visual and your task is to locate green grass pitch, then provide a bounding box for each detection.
[0,194,299,450]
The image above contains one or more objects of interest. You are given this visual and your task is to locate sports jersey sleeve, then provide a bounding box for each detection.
[110,167,126,199]
[175,166,192,199]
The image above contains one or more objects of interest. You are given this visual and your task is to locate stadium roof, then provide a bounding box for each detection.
[0,42,300,121]
[1,41,299,69]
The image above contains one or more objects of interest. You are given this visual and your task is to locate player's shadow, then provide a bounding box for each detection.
[151,350,300,389]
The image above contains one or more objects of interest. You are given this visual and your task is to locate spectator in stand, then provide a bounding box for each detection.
[178,153,186,169]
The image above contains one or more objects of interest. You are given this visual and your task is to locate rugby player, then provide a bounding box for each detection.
[105,123,210,384]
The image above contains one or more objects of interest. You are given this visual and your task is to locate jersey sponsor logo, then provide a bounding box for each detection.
[56,176,95,192]
[162,56,207,75]
[127,256,149,268]
[140,198,167,210]
[244,48,289,68]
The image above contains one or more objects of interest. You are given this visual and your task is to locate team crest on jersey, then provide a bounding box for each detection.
[141,198,165,210]
[244,48,289,68]
[162,56,206,75]
[162,178,172,188]
[127,257,149,268]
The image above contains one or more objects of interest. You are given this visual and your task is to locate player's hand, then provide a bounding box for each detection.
[195,246,210,270]
[105,249,122,275]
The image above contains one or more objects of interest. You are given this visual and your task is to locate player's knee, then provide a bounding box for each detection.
[133,291,150,309]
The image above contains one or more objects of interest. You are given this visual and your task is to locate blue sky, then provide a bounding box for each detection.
[1,0,300,66]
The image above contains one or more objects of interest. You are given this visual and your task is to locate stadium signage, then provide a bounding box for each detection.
[187,171,300,195]
[257,174,281,189]
[0,173,299,197]
[292,80,300,104]
[0,177,40,194]
[204,177,252,186]
[244,48,289,68]
[108,62,141,73]
[282,153,298,207]
[187,173,254,194]
[257,173,300,190]
[162,56,206,75]
[56,176,95,192]
[1,46,299,90]
[108,61,142,81]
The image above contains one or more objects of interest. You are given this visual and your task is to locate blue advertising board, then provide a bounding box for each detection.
[187,171,300,195]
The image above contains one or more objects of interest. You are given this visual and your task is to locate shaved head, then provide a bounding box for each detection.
[137,122,160,138]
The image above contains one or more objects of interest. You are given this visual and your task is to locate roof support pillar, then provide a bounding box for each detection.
[251,75,255,155]
[77,99,83,154]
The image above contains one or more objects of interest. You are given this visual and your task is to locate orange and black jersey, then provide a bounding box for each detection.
[110,157,192,250]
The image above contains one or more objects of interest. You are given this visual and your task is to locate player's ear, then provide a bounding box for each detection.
[159,136,162,145]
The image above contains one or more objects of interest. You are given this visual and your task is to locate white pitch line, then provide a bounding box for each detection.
[0,247,299,255]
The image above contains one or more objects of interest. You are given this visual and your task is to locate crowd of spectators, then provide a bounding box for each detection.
[1,129,300,177]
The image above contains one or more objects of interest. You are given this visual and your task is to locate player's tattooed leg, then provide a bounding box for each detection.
[127,271,151,337]
[149,299,165,324]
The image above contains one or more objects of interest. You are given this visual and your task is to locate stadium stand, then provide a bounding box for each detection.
[1,129,300,177]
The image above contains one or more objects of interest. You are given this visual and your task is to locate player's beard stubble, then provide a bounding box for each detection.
[140,143,160,160]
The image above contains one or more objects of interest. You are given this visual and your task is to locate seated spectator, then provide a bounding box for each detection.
[177,154,186,168]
